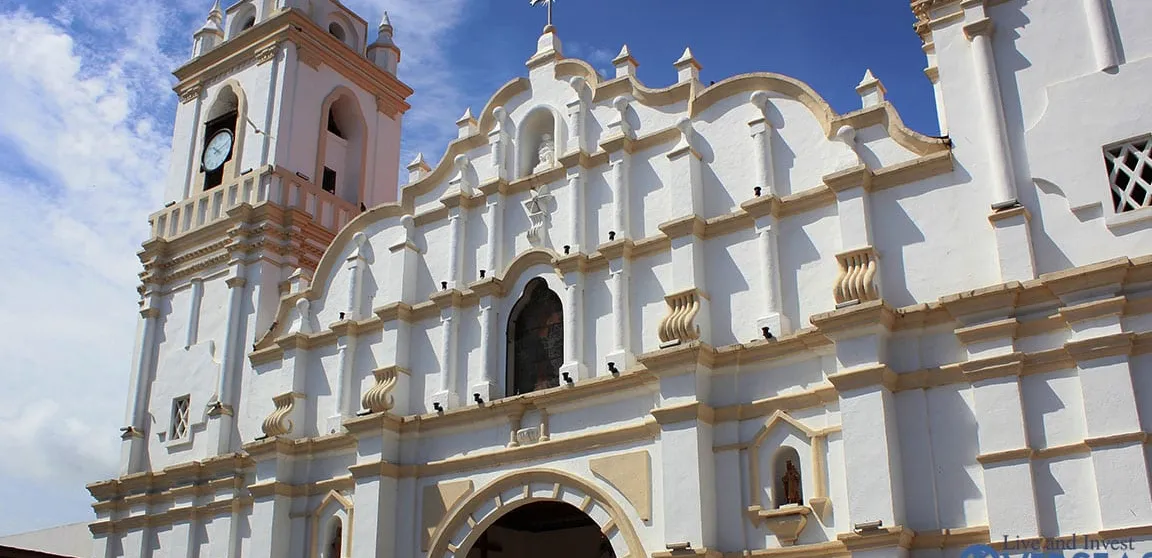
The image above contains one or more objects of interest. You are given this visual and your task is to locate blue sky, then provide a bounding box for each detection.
[0,0,935,536]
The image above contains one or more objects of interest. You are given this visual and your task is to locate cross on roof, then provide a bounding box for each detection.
[529,0,556,29]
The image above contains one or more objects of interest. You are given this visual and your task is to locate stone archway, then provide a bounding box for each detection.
[427,469,644,558]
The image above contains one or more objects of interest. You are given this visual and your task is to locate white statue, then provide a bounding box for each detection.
[534,133,555,173]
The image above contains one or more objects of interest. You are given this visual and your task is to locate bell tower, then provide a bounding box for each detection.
[117,0,411,475]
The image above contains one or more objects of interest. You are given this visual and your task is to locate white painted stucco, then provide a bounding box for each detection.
[75,2,1152,558]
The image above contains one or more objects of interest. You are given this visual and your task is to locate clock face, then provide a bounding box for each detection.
[202,130,234,172]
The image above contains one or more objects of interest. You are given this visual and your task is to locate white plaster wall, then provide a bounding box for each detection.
[1021,370,1086,449]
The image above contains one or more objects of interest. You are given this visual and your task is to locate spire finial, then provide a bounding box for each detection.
[208,0,223,23]
[855,68,887,108]
[380,11,392,31]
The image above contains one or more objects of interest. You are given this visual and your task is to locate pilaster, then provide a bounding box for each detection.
[559,259,588,381]
[1047,261,1152,529]
[941,283,1040,539]
[121,284,161,475]
[812,302,905,529]
[566,168,585,254]
[654,376,717,550]
[603,240,635,372]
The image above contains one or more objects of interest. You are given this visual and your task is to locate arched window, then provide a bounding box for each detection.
[320,518,342,558]
[773,446,803,508]
[507,278,564,396]
[202,86,241,191]
[329,22,347,43]
[242,16,256,30]
[317,89,366,203]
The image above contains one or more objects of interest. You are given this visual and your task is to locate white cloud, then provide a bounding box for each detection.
[0,0,475,536]
[0,3,182,535]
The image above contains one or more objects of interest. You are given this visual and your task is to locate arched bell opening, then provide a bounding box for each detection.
[464,501,615,558]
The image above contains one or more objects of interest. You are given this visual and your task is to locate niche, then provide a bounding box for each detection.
[517,107,561,178]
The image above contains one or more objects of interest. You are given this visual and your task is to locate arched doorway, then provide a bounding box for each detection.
[466,501,615,558]
[427,469,644,558]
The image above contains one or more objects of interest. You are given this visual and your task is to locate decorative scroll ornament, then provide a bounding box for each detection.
[515,426,542,446]
[522,185,555,246]
[362,367,399,413]
[658,289,701,344]
[261,393,296,437]
[833,247,879,305]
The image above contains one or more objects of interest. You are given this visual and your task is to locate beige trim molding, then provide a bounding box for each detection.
[976,447,1034,465]
[650,402,715,425]
[827,364,897,393]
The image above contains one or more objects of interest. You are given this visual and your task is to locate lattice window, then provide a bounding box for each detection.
[1104,137,1152,213]
[170,396,190,440]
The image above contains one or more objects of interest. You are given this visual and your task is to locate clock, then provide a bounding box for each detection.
[202,130,234,172]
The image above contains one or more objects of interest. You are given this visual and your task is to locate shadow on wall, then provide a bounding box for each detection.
[705,230,753,347]
[926,386,983,529]
[777,204,826,327]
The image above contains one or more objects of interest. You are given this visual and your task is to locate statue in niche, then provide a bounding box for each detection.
[533,133,555,173]
[780,460,803,506]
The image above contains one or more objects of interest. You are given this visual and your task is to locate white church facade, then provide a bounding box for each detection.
[86,1,1152,558]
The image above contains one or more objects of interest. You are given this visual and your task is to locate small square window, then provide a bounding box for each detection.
[1104,137,1152,214]
[171,396,190,440]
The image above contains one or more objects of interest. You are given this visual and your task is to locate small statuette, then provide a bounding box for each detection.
[534,133,556,174]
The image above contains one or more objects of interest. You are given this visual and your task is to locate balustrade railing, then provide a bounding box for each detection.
[148,166,358,241]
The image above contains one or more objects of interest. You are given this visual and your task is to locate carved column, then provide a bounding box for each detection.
[443,155,474,289]
[120,282,161,475]
[1083,0,1119,71]
[603,241,634,372]
[489,106,510,181]
[746,92,789,337]
[604,97,634,242]
[483,193,504,278]
[567,77,590,154]
[749,91,776,198]
[963,11,1017,208]
[963,7,1036,282]
[431,289,463,410]
[557,257,588,381]
[566,168,584,254]
[474,295,499,401]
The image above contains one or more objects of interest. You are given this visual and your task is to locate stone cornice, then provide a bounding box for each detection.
[1065,332,1134,363]
[810,300,897,338]
[826,364,898,393]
